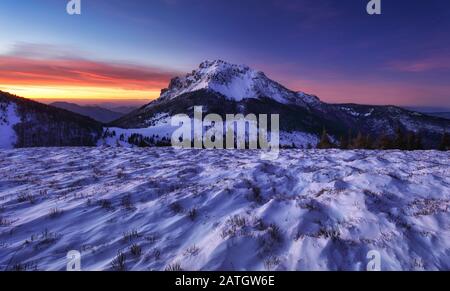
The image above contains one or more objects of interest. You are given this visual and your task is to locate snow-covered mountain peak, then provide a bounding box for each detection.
[158,60,321,107]
[198,59,251,72]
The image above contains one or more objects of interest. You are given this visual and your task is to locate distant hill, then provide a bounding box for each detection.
[0,91,103,148]
[50,102,125,123]
[99,105,138,114]
[403,107,450,120]
[424,112,450,120]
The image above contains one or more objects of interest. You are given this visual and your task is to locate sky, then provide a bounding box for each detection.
[0,0,449,108]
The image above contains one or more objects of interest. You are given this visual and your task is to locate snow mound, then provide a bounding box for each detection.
[159,60,320,107]
[0,148,449,271]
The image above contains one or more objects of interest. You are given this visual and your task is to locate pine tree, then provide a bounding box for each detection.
[352,132,366,149]
[347,130,353,149]
[317,128,333,149]
[365,134,373,150]
[393,127,407,150]
[339,135,349,150]
[406,132,416,151]
[439,132,450,151]
[414,132,423,150]
[378,133,392,150]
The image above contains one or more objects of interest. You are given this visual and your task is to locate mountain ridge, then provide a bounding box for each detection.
[158,59,321,107]
[1,60,448,150]
[110,60,449,149]
[50,101,125,123]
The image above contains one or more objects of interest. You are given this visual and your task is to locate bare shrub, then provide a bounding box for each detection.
[150,248,161,261]
[264,256,281,271]
[0,216,12,226]
[252,217,266,231]
[117,171,126,179]
[221,215,248,239]
[17,194,35,204]
[145,248,161,262]
[145,233,159,244]
[165,262,183,271]
[247,184,263,204]
[121,194,134,210]
[33,229,58,250]
[98,199,113,210]
[123,229,140,243]
[296,198,320,211]
[230,215,247,228]
[315,227,340,239]
[257,223,283,255]
[187,208,197,221]
[268,223,283,243]
[111,251,126,271]
[184,245,200,257]
[169,202,184,214]
[48,207,63,219]
[11,261,38,271]
[130,243,142,257]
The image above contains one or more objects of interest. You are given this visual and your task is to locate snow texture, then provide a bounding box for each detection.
[0,148,448,271]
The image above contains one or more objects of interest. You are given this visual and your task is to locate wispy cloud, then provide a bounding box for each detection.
[0,56,175,90]
[5,42,88,60]
[387,56,450,73]
[0,44,178,91]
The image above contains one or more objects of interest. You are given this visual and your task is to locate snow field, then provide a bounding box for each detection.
[0,147,448,271]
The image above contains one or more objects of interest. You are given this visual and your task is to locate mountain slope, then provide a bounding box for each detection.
[0,91,103,148]
[50,102,124,123]
[0,101,21,148]
[110,60,449,149]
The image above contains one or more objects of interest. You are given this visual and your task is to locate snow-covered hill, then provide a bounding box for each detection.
[0,91,103,148]
[0,147,448,271]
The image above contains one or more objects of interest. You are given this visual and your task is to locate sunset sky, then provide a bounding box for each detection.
[0,0,449,108]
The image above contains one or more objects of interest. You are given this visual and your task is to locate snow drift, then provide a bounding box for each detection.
[0,148,448,271]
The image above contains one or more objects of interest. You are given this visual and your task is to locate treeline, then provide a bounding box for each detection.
[317,128,450,151]
[127,133,171,147]
[102,128,450,151]
[103,130,171,147]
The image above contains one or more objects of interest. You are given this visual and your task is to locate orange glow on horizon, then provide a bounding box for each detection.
[3,85,159,100]
[0,55,175,103]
